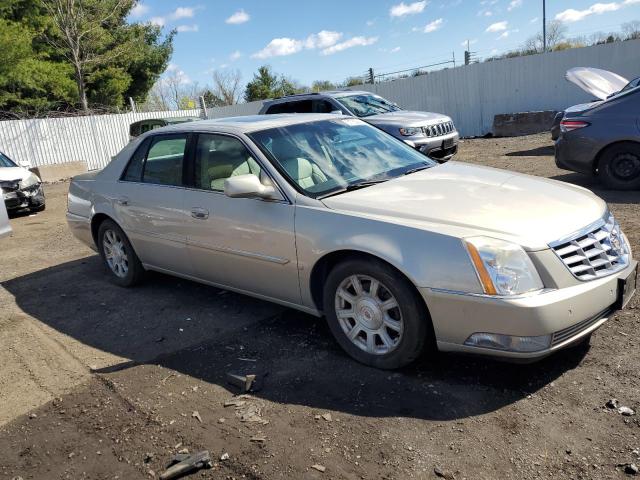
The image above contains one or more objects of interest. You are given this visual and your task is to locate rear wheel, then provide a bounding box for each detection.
[323,258,431,369]
[598,142,640,190]
[97,219,145,287]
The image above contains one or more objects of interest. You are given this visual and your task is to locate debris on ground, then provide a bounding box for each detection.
[191,411,202,423]
[226,372,257,392]
[158,450,213,480]
[311,464,326,472]
[619,463,639,475]
[434,465,455,479]
[619,406,636,416]
[250,436,266,443]
[321,413,332,422]
[220,452,229,461]
[607,399,620,409]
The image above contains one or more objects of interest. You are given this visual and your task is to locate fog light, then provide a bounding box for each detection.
[464,332,551,353]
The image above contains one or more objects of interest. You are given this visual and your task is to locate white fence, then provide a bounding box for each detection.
[356,39,640,137]
[0,39,638,171]
[0,109,202,171]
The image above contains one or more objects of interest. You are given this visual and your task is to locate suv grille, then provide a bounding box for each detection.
[550,213,630,281]
[423,121,455,137]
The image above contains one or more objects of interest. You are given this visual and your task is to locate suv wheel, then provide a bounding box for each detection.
[599,142,640,190]
[323,258,431,369]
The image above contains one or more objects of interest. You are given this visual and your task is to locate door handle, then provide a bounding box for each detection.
[116,196,130,206]
[191,207,209,220]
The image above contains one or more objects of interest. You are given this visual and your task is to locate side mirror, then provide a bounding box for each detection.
[18,160,31,169]
[330,110,343,114]
[224,174,282,201]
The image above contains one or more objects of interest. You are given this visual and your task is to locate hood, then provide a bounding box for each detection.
[0,167,31,183]
[364,110,451,128]
[566,67,628,100]
[322,162,606,250]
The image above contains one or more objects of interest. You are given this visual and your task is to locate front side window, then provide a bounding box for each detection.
[336,94,401,118]
[248,118,435,198]
[0,152,17,168]
[194,134,263,191]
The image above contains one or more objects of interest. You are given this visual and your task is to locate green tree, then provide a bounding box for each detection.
[311,80,336,92]
[244,65,300,102]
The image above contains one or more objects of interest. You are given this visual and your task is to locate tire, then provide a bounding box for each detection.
[97,219,145,287]
[598,142,640,190]
[323,258,432,369]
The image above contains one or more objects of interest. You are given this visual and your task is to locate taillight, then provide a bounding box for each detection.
[560,120,590,132]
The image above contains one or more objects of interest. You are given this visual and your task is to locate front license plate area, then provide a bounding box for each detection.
[442,138,454,149]
[617,264,637,309]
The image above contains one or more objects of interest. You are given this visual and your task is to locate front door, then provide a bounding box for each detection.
[113,133,191,274]
[182,133,300,305]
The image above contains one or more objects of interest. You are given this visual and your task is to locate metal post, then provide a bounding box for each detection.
[543,0,547,53]
[198,96,208,119]
[128,97,136,113]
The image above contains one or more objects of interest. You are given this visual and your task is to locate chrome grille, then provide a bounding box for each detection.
[423,121,455,138]
[550,213,630,281]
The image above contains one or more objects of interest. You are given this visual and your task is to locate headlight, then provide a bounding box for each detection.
[464,236,544,296]
[20,172,40,190]
[399,127,423,137]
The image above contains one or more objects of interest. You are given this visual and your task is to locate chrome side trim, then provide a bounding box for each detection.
[429,287,554,300]
[187,239,290,265]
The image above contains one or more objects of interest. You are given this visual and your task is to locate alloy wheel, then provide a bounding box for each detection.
[334,274,403,355]
[102,229,129,278]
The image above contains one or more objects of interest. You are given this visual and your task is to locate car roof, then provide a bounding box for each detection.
[264,90,373,105]
[148,113,352,135]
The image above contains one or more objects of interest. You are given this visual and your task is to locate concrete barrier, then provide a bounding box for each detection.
[492,111,557,137]
[31,161,88,182]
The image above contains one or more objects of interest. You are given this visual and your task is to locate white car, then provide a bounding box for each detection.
[0,151,45,213]
[0,198,10,238]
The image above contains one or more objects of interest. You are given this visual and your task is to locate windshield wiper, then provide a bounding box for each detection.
[345,179,389,191]
[404,164,432,175]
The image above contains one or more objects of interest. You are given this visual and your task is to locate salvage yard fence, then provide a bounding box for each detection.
[0,39,639,171]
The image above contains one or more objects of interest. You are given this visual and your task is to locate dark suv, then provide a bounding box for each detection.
[259,91,459,162]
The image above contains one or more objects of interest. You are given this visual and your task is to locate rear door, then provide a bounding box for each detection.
[114,133,192,274]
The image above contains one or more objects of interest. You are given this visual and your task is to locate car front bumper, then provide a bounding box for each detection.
[421,260,637,360]
[403,131,460,162]
[2,184,45,211]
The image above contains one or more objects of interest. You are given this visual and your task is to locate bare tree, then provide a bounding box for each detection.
[622,20,640,40]
[41,0,131,112]
[206,70,243,106]
[522,20,567,53]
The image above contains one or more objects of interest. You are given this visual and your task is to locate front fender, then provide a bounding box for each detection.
[295,205,482,309]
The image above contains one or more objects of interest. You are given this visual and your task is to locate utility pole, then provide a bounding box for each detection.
[367,67,375,84]
[452,51,456,68]
[542,0,547,52]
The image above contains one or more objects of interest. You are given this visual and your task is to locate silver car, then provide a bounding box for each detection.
[67,114,637,369]
[260,91,459,162]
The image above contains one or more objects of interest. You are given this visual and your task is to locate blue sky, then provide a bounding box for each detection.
[128,0,640,88]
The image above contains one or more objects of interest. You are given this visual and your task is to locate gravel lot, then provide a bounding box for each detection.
[0,133,639,480]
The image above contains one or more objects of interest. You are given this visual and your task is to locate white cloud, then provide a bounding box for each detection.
[176,24,198,32]
[171,7,195,19]
[304,30,343,49]
[461,39,478,47]
[414,18,443,33]
[485,20,508,32]
[508,0,522,11]
[390,46,401,53]
[498,28,519,39]
[230,50,242,61]
[530,17,539,23]
[226,9,250,24]
[165,64,191,84]
[130,3,149,17]
[321,36,378,55]
[149,16,165,26]
[390,1,427,17]
[366,19,375,26]
[252,38,303,58]
[555,2,622,23]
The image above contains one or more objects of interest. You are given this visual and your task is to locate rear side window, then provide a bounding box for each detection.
[122,139,149,182]
[265,100,313,114]
[312,100,335,113]
[143,136,187,186]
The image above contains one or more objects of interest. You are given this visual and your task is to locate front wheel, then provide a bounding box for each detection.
[323,258,431,369]
[97,219,145,287]
[598,142,640,190]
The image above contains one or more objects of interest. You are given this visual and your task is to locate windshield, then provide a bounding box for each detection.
[336,94,401,118]
[0,152,17,168]
[248,118,436,198]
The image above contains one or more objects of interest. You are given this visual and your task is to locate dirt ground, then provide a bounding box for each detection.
[0,133,639,480]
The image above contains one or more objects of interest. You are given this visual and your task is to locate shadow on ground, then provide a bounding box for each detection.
[552,172,640,205]
[505,146,555,157]
[3,257,590,423]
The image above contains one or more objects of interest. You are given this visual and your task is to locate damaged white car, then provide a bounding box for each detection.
[0,151,45,213]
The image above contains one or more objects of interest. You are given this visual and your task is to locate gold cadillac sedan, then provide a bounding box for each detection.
[67,114,637,369]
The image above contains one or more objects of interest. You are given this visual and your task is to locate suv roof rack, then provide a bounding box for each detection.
[273,92,321,100]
